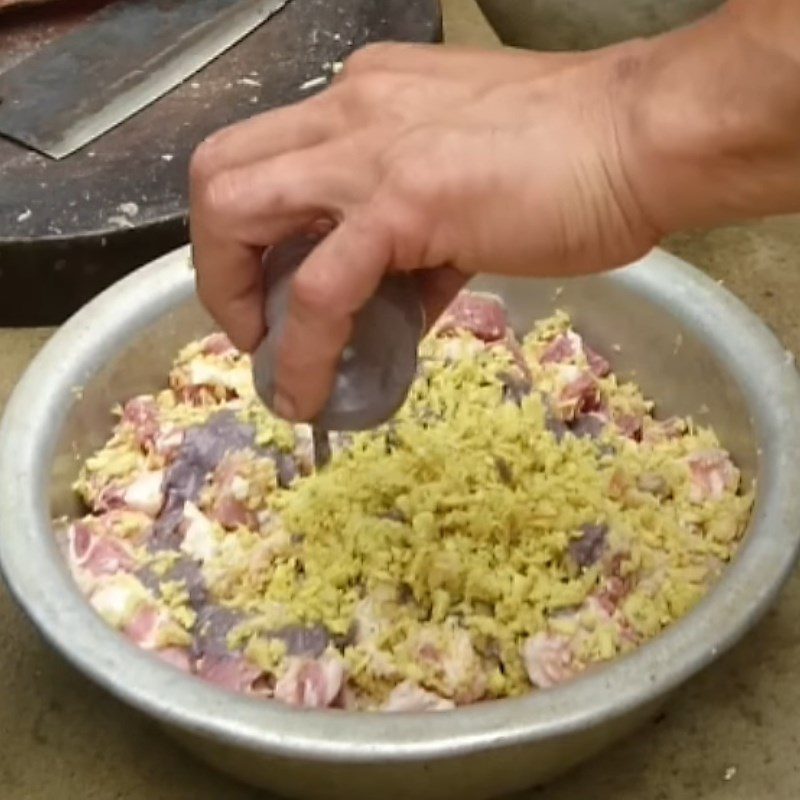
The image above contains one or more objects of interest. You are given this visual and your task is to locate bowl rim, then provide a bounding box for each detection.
[2,245,800,762]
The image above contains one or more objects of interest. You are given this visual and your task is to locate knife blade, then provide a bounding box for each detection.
[0,0,291,159]
[312,426,332,471]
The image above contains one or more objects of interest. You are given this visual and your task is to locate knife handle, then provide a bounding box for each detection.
[251,233,424,432]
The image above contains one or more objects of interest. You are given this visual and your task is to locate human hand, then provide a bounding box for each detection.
[189,41,659,422]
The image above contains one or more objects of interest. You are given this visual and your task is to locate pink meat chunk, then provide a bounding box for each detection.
[587,588,639,646]
[91,471,165,518]
[174,384,226,406]
[155,647,194,673]
[91,482,127,514]
[124,606,168,649]
[585,346,611,378]
[122,470,165,517]
[595,575,630,615]
[614,413,643,441]
[540,333,580,365]
[437,293,508,342]
[122,396,160,451]
[522,632,576,689]
[199,332,238,357]
[558,372,600,419]
[197,654,264,694]
[540,332,610,378]
[642,416,686,444]
[383,682,455,712]
[206,452,257,530]
[411,627,487,704]
[68,521,137,579]
[274,656,345,709]
[687,450,739,502]
[212,495,253,529]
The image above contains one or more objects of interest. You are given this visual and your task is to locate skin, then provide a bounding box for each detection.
[189,0,800,423]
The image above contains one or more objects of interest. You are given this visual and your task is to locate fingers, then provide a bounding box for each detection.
[191,238,266,351]
[199,146,366,242]
[187,88,350,354]
[190,139,372,352]
[272,216,392,421]
[192,209,323,352]
[190,92,343,176]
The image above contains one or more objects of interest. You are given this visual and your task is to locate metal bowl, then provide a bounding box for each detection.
[479,0,724,50]
[2,246,800,800]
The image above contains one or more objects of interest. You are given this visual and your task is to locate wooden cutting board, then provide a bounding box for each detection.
[0,0,441,325]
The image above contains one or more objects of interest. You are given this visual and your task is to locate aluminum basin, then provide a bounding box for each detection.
[479,0,724,50]
[2,245,800,800]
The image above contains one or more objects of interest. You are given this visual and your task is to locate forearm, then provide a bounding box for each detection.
[620,0,800,234]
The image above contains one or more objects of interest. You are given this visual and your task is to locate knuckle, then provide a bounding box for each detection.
[291,268,337,316]
[372,157,437,268]
[374,194,427,267]
[197,169,242,222]
[343,42,396,75]
[386,156,434,205]
[346,71,395,107]
[189,135,224,190]
[261,158,306,213]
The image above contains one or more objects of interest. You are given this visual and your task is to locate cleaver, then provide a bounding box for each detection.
[0,0,292,159]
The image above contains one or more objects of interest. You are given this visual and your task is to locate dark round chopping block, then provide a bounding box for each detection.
[0,0,441,325]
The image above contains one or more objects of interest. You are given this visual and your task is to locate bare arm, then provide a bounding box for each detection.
[189,0,800,423]
[621,0,800,233]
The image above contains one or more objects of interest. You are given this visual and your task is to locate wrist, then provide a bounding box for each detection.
[615,1,800,236]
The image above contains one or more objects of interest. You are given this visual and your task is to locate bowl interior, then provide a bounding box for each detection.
[5,246,799,765]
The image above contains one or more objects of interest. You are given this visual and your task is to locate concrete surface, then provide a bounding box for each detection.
[2,2,800,799]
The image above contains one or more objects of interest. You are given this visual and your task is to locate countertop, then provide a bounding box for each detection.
[2,2,800,798]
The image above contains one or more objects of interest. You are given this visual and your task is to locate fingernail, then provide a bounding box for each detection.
[272,391,298,421]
